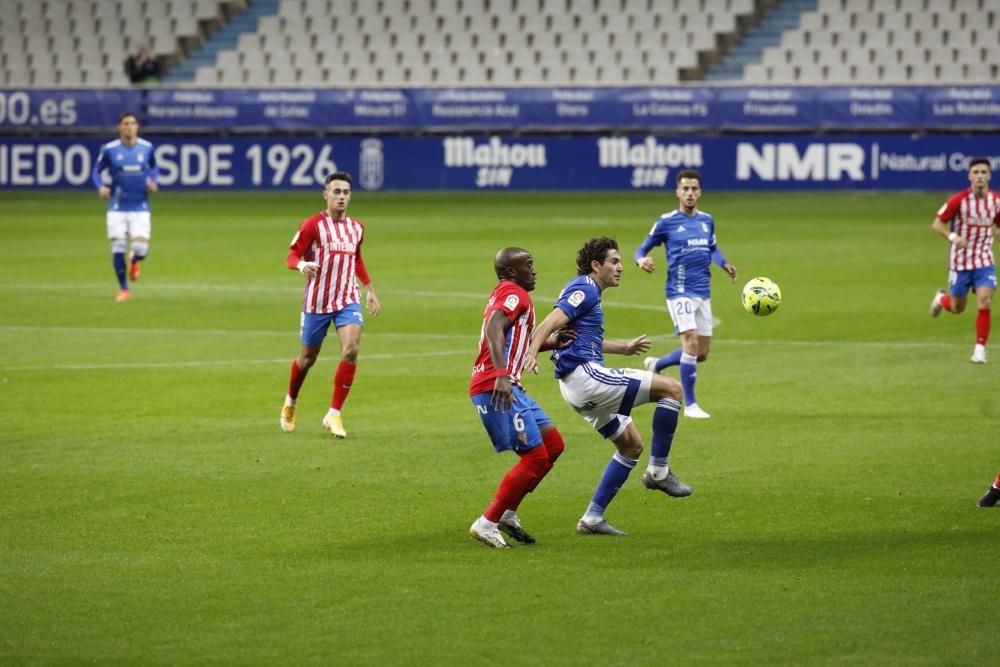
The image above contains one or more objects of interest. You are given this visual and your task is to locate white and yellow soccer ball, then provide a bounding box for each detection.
[741,277,781,316]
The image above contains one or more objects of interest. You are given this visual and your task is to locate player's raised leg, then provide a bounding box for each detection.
[644,348,683,374]
[128,238,149,282]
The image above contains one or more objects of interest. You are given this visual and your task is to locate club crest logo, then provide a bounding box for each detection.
[359,138,384,190]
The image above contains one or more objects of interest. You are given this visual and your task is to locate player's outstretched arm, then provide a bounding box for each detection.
[603,334,651,356]
[524,308,571,374]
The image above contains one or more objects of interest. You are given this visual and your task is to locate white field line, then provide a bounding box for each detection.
[0,325,471,340]
[0,350,468,372]
[0,282,667,311]
[0,336,965,372]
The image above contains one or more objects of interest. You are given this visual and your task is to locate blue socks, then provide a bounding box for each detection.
[679,353,698,406]
[650,398,680,465]
[584,452,637,519]
[655,348,683,371]
[112,252,127,289]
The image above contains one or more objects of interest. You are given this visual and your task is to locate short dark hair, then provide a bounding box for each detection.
[676,169,701,185]
[969,157,991,171]
[325,171,352,185]
[118,111,138,124]
[576,237,618,275]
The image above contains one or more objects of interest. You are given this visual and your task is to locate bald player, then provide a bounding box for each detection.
[467,247,574,549]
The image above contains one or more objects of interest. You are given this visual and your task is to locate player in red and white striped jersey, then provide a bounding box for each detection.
[930,157,1000,364]
[468,247,573,548]
[280,172,381,437]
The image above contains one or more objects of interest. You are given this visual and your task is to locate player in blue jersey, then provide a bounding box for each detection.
[91,112,159,302]
[634,169,737,419]
[524,237,693,536]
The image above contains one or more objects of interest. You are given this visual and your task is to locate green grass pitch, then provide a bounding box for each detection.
[1,189,997,665]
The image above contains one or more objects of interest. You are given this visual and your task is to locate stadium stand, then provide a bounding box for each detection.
[0,0,996,87]
[739,0,999,84]
[0,0,243,86]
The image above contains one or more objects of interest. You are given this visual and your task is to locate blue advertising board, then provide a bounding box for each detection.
[1,86,998,132]
[0,89,141,130]
[3,134,998,190]
[818,87,922,130]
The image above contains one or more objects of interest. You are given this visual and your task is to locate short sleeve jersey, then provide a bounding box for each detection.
[469,281,534,395]
[936,188,1000,270]
[288,212,366,314]
[93,138,157,212]
[549,275,605,379]
[636,209,718,298]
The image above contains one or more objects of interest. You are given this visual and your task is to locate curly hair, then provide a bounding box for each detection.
[576,237,618,275]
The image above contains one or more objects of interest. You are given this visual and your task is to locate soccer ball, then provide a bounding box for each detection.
[741,277,781,316]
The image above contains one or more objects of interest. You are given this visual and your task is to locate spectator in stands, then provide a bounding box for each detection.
[125,46,161,84]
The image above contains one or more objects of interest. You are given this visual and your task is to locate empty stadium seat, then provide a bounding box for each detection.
[2,0,993,88]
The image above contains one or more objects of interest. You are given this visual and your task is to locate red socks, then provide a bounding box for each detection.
[484,446,550,523]
[289,359,359,407]
[976,309,991,346]
[939,294,953,312]
[331,361,357,410]
[993,472,1000,489]
[288,360,307,399]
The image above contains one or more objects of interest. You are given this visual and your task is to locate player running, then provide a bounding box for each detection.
[92,112,159,302]
[634,169,737,419]
[280,172,381,438]
[468,247,573,548]
[929,157,1000,364]
[524,237,692,537]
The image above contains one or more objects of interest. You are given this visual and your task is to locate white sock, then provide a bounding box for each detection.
[646,463,669,479]
[328,408,341,416]
[477,515,498,530]
[285,395,296,406]
[501,510,518,524]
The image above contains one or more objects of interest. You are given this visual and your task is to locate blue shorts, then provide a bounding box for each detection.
[949,266,997,297]
[471,385,552,453]
[300,304,364,346]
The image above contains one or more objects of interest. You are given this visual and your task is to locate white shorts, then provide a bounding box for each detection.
[558,362,653,440]
[106,211,151,240]
[667,296,713,336]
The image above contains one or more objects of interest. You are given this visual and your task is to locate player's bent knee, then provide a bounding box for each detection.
[542,428,565,462]
[650,375,683,402]
[613,427,644,460]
